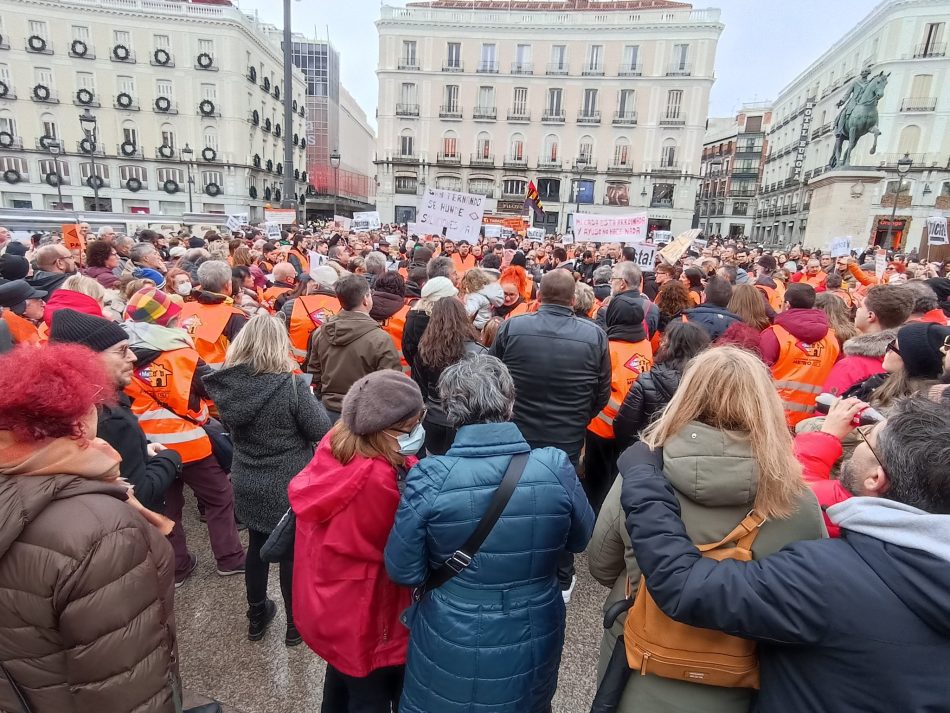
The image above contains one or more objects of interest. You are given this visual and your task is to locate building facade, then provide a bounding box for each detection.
[0,0,309,222]
[752,0,950,251]
[375,0,723,235]
[695,103,771,238]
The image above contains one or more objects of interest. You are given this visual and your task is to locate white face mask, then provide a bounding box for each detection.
[394,421,426,456]
[175,282,193,297]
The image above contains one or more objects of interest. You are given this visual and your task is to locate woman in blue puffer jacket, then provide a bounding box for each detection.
[385,354,594,713]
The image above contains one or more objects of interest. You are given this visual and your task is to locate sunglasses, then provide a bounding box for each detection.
[886,339,901,357]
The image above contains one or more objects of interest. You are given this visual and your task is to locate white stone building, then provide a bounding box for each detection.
[753,0,950,252]
[374,0,723,236]
[0,0,309,223]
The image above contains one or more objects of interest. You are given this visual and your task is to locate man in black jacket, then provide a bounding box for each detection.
[595,262,660,338]
[49,310,181,515]
[620,396,950,713]
[490,268,611,600]
[682,276,741,340]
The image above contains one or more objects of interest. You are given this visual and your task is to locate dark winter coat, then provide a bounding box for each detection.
[621,447,950,713]
[385,422,595,713]
[683,304,742,340]
[412,340,486,426]
[401,308,429,370]
[596,289,660,337]
[82,265,120,289]
[27,269,69,296]
[203,367,331,532]
[0,474,179,712]
[613,363,682,449]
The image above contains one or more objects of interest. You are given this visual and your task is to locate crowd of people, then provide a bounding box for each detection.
[0,219,948,713]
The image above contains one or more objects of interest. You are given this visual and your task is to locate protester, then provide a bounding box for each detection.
[903,280,948,325]
[231,266,267,317]
[82,240,121,288]
[0,280,46,345]
[385,354,594,713]
[682,276,741,340]
[596,263,660,338]
[680,266,704,306]
[815,291,858,349]
[402,275,458,372]
[179,260,248,369]
[290,371,424,710]
[574,280,597,318]
[620,395,950,713]
[413,297,486,455]
[28,244,77,295]
[204,313,331,644]
[368,270,406,324]
[593,346,824,712]
[0,343,182,713]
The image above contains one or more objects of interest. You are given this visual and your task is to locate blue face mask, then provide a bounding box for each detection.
[395,422,426,455]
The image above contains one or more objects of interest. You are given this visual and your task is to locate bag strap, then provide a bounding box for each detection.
[697,511,767,553]
[1,663,32,713]
[419,452,529,596]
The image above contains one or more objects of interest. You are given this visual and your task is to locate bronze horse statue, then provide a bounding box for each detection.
[829,71,890,169]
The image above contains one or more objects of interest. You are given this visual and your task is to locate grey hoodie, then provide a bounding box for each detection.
[828,496,950,562]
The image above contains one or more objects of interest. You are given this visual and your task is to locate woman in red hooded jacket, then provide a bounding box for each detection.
[289,370,425,711]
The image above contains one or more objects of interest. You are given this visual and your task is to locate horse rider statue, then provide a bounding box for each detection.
[829,67,889,169]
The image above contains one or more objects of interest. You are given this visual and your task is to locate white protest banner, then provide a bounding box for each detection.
[573,213,647,243]
[562,232,575,245]
[875,248,887,279]
[226,213,248,232]
[308,251,329,275]
[829,236,852,257]
[927,216,948,245]
[658,229,702,264]
[406,221,427,236]
[417,187,486,241]
[265,222,282,241]
[527,227,545,241]
[691,237,708,253]
[629,243,657,271]
[333,215,351,231]
[483,225,502,239]
[352,211,381,231]
[264,208,297,225]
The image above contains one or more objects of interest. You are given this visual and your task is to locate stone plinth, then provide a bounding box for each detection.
[803,169,886,250]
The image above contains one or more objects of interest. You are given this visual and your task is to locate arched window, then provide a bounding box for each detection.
[503,178,527,197]
[543,133,559,162]
[436,175,461,191]
[0,111,16,138]
[40,112,58,142]
[476,131,492,159]
[661,138,677,167]
[441,130,458,158]
[160,122,175,149]
[509,132,525,160]
[897,124,920,156]
[399,128,414,157]
[578,134,594,162]
[121,119,138,147]
[204,126,218,152]
[613,137,630,166]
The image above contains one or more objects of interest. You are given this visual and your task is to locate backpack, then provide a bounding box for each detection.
[623,510,766,689]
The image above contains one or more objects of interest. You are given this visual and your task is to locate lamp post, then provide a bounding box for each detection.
[280,0,296,212]
[329,149,341,220]
[573,156,588,233]
[180,143,194,213]
[884,152,913,249]
[47,139,66,211]
[79,108,100,211]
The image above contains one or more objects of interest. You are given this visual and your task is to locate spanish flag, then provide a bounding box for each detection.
[524,180,544,220]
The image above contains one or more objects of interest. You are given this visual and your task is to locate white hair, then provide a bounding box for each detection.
[439,354,515,427]
[197,260,232,293]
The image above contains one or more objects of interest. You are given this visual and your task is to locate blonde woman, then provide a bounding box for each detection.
[204,313,331,645]
[41,274,107,330]
[588,346,825,713]
[815,292,858,350]
[727,283,772,332]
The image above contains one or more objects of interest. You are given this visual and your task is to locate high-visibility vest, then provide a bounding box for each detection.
[124,348,213,463]
[1,310,39,346]
[179,301,245,369]
[381,302,412,375]
[262,285,293,311]
[908,309,948,326]
[755,281,786,312]
[588,339,654,439]
[799,272,827,290]
[827,288,854,310]
[289,294,340,363]
[451,252,477,275]
[288,249,310,275]
[504,300,538,319]
[769,323,840,427]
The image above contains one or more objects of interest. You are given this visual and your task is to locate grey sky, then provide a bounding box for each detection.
[238,0,878,128]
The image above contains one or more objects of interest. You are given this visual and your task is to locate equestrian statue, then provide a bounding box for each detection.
[829,67,890,169]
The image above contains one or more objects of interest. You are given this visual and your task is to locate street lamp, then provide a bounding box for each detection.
[329,149,341,220]
[180,143,195,213]
[884,152,913,249]
[79,108,100,211]
[47,139,66,211]
[573,155,589,233]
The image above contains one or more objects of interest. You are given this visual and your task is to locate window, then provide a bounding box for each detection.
[503,178,526,197]
[399,82,416,105]
[204,127,218,151]
[198,39,214,55]
[118,76,135,95]
[476,132,491,158]
[582,88,598,115]
[547,88,562,114]
[39,158,70,182]
[0,115,15,136]
[672,44,689,71]
[509,133,524,160]
[652,183,674,208]
[1,157,28,174]
[745,115,762,133]
[733,201,748,216]
[480,43,496,64]
[123,125,138,146]
[551,45,566,70]
[444,85,459,111]
[394,176,417,194]
[898,124,921,155]
[29,21,49,40]
[201,83,217,101]
[613,138,630,166]
[120,165,147,182]
[513,87,528,114]
[161,124,175,149]
[921,22,944,56]
[35,67,53,87]
[469,178,494,196]
[72,25,90,42]
[478,86,494,109]
[402,40,417,66]
[0,65,9,86]
[202,170,223,186]
[578,135,593,162]
[114,30,131,47]
[571,179,594,204]
[909,74,933,98]
[622,45,640,71]
[154,34,170,49]
[80,162,109,181]
[157,168,182,184]
[435,175,461,192]
[442,131,458,158]
[543,134,559,162]
[399,130,414,157]
[156,79,172,97]
[586,45,603,72]
[618,89,635,117]
[661,139,677,167]
[76,72,95,91]
[537,178,560,201]
[446,42,461,69]
[41,116,57,139]
[515,44,531,70]
[665,90,683,119]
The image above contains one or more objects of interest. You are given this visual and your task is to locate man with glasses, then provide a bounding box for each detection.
[620,395,950,713]
[28,244,78,296]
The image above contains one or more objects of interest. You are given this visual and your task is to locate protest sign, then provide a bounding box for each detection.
[927,216,948,245]
[226,213,248,232]
[417,187,486,241]
[829,236,852,257]
[527,227,545,241]
[308,251,329,274]
[629,243,657,271]
[352,211,381,231]
[265,222,282,241]
[483,225,502,239]
[573,213,647,243]
[406,221,427,236]
[658,229,702,264]
[264,208,297,225]
[875,248,887,279]
[333,215,352,231]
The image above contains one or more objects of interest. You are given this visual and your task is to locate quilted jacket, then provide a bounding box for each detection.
[0,474,179,712]
[384,422,594,713]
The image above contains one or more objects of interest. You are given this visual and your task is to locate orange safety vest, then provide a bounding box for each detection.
[827,288,855,310]
[262,285,293,311]
[451,252,477,276]
[504,300,538,319]
[799,272,826,290]
[769,324,840,427]
[179,301,245,368]
[381,302,412,375]
[289,294,341,363]
[907,308,949,326]
[288,249,310,275]
[1,310,40,346]
[755,281,786,312]
[588,339,654,439]
[124,349,213,463]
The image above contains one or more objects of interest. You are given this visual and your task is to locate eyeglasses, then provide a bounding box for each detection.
[884,266,896,272]
[885,339,901,357]
[855,425,886,474]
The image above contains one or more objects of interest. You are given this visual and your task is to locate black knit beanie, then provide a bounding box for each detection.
[0,255,29,281]
[49,308,128,352]
[342,370,423,436]
[895,322,950,379]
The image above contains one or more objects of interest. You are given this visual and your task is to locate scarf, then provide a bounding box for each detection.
[0,431,174,535]
[123,321,194,352]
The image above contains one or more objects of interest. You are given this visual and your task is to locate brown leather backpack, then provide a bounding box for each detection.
[623,511,766,689]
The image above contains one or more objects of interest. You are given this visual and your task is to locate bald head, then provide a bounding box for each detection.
[539,269,575,307]
[272,262,297,282]
[36,244,73,272]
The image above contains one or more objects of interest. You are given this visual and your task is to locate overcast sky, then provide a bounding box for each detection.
[238,0,877,129]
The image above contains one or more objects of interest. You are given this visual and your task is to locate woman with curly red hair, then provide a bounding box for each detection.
[0,343,184,713]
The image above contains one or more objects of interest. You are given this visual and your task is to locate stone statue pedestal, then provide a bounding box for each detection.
[803,169,886,250]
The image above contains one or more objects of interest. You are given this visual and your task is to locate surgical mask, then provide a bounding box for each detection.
[175,281,193,297]
[394,422,426,455]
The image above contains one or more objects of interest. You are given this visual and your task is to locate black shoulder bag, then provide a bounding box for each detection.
[412,451,529,602]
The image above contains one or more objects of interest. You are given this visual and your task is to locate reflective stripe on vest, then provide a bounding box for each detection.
[289,294,340,364]
[769,323,839,428]
[588,340,654,439]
